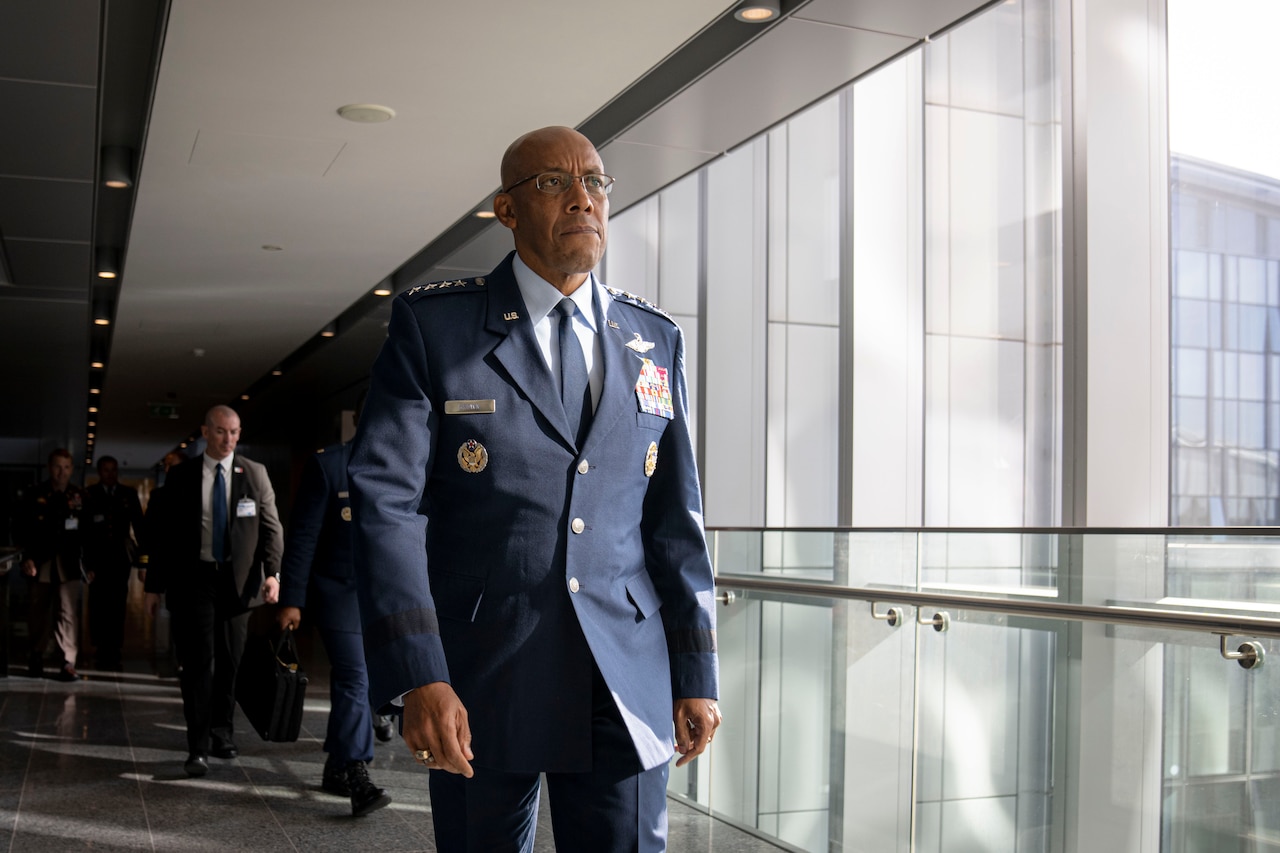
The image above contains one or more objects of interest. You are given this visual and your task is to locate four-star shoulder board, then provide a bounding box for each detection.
[404,276,487,299]
[607,287,673,322]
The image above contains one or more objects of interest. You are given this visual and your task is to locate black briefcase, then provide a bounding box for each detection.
[235,628,308,742]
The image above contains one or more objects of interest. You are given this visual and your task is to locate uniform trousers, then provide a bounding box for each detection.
[316,626,374,764]
[427,662,669,853]
[171,561,249,754]
[28,575,80,667]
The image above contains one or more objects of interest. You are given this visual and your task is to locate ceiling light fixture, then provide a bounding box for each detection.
[101,146,134,189]
[373,286,392,297]
[96,247,120,279]
[734,1,779,22]
[90,387,100,394]
[240,394,250,401]
[94,316,111,326]
[91,361,104,369]
[271,367,284,376]
[88,406,98,413]
[337,103,396,123]
[320,321,337,338]
[474,210,497,219]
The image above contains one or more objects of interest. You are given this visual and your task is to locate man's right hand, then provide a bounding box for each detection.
[404,681,474,777]
[21,559,35,578]
[277,606,302,632]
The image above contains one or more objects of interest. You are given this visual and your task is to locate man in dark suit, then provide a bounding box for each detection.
[84,455,145,670]
[145,405,283,777]
[18,448,87,681]
[350,126,721,852]
[277,438,391,817]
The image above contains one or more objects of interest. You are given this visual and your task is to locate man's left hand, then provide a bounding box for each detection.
[673,698,722,768]
[261,574,280,604]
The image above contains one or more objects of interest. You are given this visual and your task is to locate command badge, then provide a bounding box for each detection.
[644,441,658,478]
[458,439,488,473]
[341,507,352,522]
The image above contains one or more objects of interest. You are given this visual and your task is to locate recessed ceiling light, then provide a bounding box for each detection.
[475,210,497,219]
[90,388,101,394]
[320,321,337,338]
[271,367,284,376]
[337,103,396,123]
[87,433,95,439]
[88,406,98,413]
[240,394,250,401]
[91,361,104,369]
[94,318,111,326]
[373,287,392,297]
[734,2,779,22]
[88,421,96,427]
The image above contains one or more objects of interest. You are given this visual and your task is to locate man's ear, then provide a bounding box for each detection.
[493,193,517,230]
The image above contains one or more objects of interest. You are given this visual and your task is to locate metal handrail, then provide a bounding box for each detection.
[713,573,1280,639]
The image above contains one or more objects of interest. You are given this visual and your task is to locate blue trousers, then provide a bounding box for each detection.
[427,663,669,852]
[316,626,374,764]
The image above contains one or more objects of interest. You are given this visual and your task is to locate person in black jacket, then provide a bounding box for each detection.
[83,456,145,670]
[18,448,87,681]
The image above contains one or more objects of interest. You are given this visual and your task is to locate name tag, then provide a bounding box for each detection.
[236,498,257,518]
[444,399,496,415]
[337,491,349,499]
[65,518,79,531]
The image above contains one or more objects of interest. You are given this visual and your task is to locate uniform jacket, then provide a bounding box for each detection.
[350,251,718,774]
[18,480,86,583]
[84,482,145,575]
[143,453,284,611]
[279,443,361,632]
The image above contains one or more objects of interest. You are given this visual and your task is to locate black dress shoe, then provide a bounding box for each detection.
[322,756,351,796]
[184,754,209,777]
[55,664,81,682]
[346,761,391,817]
[373,714,394,743]
[210,739,238,760]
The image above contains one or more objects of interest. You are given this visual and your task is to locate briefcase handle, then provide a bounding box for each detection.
[274,628,299,673]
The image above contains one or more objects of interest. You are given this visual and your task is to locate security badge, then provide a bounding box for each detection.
[634,358,675,419]
[645,441,658,478]
[458,439,488,473]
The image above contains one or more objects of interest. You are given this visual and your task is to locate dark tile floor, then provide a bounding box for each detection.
[0,579,782,852]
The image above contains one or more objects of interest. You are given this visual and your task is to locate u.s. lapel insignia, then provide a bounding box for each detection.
[625,333,655,353]
[457,439,489,474]
[644,441,658,478]
[503,311,520,321]
[341,507,352,522]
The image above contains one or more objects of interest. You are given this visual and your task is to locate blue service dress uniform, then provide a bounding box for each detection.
[349,251,718,851]
[278,443,376,767]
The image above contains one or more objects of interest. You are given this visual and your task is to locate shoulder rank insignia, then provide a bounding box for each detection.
[606,287,672,321]
[625,333,655,353]
[405,276,488,298]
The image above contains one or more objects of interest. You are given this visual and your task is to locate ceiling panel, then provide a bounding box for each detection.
[2,240,91,294]
[0,1,100,85]
[619,18,916,155]
[600,140,719,213]
[0,177,93,241]
[796,0,994,39]
[0,80,98,180]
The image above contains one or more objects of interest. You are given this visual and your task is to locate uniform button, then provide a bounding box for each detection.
[569,577,580,593]
[571,517,585,534]
[577,459,589,475]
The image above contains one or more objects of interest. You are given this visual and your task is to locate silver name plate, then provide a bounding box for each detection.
[444,399,496,415]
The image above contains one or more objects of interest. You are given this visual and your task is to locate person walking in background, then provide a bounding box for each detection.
[144,406,283,777]
[18,448,87,682]
[83,455,145,671]
[277,424,391,817]
[350,126,720,852]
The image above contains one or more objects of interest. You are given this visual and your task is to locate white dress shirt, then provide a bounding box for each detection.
[512,253,604,412]
[201,451,234,562]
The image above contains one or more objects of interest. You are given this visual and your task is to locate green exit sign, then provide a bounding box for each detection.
[148,403,180,420]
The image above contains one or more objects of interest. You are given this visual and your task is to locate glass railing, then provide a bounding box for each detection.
[670,528,1280,853]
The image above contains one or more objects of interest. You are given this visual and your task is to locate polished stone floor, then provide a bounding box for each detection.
[0,581,782,851]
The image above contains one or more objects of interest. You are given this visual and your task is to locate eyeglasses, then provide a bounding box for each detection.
[502,172,615,197]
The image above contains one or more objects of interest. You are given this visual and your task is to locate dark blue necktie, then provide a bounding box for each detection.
[556,297,592,446]
[212,462,228,562]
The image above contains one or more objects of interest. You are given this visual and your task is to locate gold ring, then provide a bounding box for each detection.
[413,748,434,764]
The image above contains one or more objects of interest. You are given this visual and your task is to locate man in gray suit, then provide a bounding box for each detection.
[145,405,283,777]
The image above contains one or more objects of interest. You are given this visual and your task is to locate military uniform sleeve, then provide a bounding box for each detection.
[279,451,329,610]
[349,295,448,711]
[640,328,719,701]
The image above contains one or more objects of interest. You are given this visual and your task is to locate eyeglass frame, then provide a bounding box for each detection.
[501,171,616,197]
